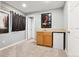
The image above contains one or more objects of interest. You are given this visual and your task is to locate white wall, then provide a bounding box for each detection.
[35,8,64,31]
[0,2,26,48]
[27,8,64,39]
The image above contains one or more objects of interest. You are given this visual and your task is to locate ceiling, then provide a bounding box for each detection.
[4,1,65,14]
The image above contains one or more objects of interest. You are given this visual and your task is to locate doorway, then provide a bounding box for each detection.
[27,16,35,40]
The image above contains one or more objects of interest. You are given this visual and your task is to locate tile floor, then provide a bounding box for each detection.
[0,40,67,57]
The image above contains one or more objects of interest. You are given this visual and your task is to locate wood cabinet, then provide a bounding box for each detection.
[37,32,43,45]
[36,32,52,47]
[36,29,65,49]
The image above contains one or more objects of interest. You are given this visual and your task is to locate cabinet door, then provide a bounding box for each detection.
[53,33,63,49]
[36,32,43,45]
[43,32,52,47]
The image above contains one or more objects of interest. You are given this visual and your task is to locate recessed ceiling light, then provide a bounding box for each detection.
[45,1,50,3]
[22,3,26,7]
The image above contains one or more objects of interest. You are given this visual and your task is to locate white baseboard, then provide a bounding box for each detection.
[0,39,26,51]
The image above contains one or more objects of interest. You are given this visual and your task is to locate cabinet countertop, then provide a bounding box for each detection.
[37,29,65,33]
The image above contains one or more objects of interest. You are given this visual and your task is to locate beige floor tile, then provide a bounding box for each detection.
[0,40,67,57]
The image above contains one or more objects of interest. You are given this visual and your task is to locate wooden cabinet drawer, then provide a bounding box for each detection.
[37,32,43,35]
[43,32,51,36]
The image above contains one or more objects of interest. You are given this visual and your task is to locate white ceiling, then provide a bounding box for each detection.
[5,1,65,14]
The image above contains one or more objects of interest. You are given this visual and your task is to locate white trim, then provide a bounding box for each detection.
[65,49,69,57]
[0,40,26,51]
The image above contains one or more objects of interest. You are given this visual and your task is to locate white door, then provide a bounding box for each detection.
[31,18,35,39]
[27,17,32,40]
[27,16,35,40]
[67,1,79,56]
